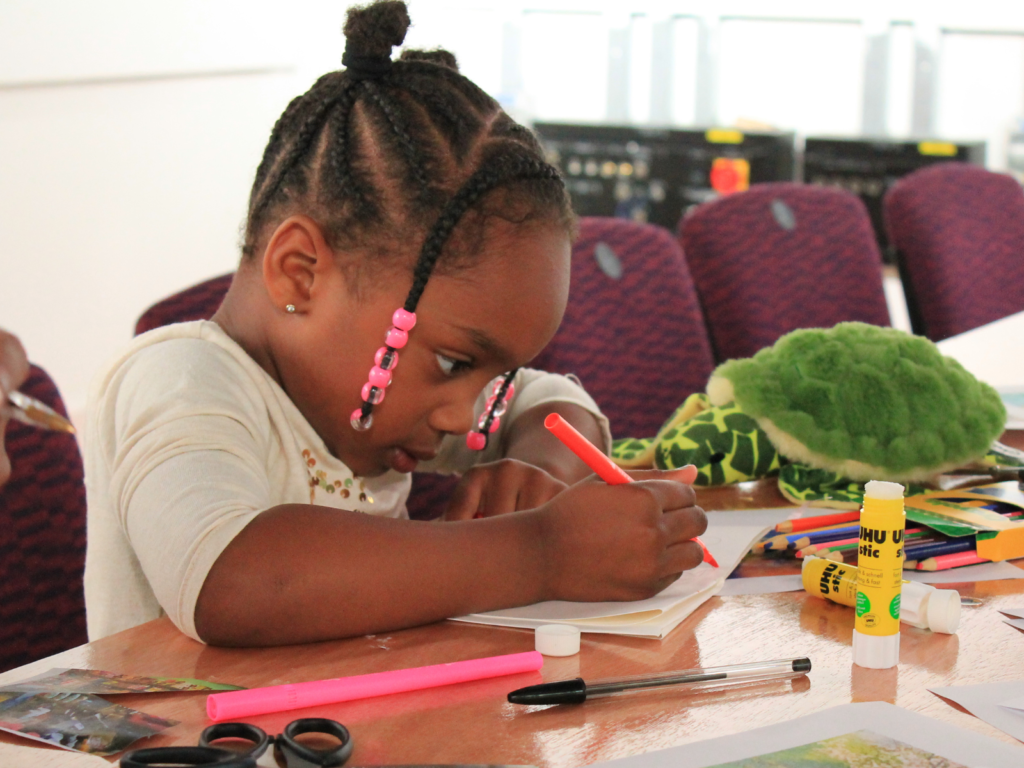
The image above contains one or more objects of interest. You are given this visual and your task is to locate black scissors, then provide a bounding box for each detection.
[120,717,353,768]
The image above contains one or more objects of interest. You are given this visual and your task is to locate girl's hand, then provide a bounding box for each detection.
[0,329,29,487]
[536,468,707,603]
[443,459,568,520]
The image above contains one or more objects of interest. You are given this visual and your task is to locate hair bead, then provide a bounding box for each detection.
[375,347,399,370]
[384,328,409,348]
[361,384,386,404]
[392,308,417,331]
[368,366,392,388]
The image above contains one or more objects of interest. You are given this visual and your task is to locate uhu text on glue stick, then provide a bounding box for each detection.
[800,557,961,634]
[853,480,906,668]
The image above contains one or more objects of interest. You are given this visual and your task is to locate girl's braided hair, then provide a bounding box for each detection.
[242,0,574,298]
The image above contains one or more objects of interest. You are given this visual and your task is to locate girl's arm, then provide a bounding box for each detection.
[194,472,704,646]
[501,401,605,483]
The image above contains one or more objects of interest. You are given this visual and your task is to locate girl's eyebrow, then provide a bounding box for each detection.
[456,326,514,366]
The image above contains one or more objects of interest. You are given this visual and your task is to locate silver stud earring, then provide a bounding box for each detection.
[285,304,296,314]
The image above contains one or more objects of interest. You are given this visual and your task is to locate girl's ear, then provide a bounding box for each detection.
[262,215,339,312]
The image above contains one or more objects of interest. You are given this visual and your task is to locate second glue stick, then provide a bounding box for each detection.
[853,480,906,669]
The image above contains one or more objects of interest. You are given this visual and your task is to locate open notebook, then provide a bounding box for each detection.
[454,508,792,638]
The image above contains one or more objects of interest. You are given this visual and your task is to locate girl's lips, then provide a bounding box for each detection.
[388,446,420,474]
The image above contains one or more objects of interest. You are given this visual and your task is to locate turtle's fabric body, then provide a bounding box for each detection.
[611,322,1009,505]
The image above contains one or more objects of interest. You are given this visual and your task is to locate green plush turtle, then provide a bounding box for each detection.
[612,322,1010,501]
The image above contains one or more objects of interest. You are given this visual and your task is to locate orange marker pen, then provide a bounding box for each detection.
[544,413,718,568]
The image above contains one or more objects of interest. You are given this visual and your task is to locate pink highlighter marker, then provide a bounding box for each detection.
[544,412,718,568]
[207,650,543,721]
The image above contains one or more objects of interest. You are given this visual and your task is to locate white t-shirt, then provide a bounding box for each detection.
[84,321,610,642]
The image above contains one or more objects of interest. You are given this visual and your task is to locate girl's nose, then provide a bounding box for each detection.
[428,392,477,437]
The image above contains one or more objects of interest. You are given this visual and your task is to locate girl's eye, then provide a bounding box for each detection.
[436,353,472,377]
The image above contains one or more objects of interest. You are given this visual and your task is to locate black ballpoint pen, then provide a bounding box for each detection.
[507,657,811,705]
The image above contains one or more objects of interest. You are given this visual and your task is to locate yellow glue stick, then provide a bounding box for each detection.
[853,480,906,668]
[801,557,960,634]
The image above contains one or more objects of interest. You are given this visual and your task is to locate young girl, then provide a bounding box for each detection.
[84,0,706,646]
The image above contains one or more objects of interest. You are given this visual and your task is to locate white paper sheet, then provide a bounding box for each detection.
[1000,695,1024,713]
[1003,617,1024,631]
[717,574,804,596]
[454,508,792,637]
[999,607,1024,619]
[0,741,110,767]
[590,701,1024,768]
[930,680,1024,743]
[904,561,1024,584]
[937,311,1024,392]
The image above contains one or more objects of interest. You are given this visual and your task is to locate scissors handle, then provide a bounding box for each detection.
[278,718,353,767]
[120,745,255,767]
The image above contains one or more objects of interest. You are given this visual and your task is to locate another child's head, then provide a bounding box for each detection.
[227,0,574,477]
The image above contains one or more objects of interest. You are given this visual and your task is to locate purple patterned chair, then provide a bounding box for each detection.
[884,163,1024,341]
[135,274,234,336]
[532,217,715,439]
[680,183,891,362]
[0,365,87,672]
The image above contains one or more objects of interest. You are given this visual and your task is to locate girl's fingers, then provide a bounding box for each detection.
[622,478,698,514]
[661,540,705,574]
[659,507,708,544]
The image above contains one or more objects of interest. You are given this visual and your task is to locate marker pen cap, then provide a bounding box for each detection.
[899,582,961,634]
[536,624,580,656]
[852,629,900,669]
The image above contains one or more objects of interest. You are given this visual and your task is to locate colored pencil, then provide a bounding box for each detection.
[800,528,932,557]
[917,551,989,571]
[765,524,862,551]
[775,510,862,534]
[903,537,976,561]
[903,559,918,570]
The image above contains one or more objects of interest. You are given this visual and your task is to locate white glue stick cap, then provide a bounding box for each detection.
[853,630,899,669]
[925,588,961,634]
[536,624,580,656]
[864,480,905,500]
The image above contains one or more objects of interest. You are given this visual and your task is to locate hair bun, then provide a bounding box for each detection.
[399,48,459,72]
[343,0,410,58]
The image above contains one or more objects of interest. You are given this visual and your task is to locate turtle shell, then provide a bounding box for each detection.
[706,322,1006,482]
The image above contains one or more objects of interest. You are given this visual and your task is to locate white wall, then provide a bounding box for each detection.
[2,0,1024,417]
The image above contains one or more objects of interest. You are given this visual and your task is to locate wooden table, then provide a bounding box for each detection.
[4,472,1024,765]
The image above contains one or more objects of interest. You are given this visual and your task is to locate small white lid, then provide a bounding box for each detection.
[926,588,962,634]
[535,624,581,656]
[852,629,900,669]
[864,480,905,500]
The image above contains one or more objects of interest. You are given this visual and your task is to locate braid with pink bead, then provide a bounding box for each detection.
[351,153,564,437]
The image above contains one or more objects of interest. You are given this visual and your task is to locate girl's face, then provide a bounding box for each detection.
[278,219,571,477]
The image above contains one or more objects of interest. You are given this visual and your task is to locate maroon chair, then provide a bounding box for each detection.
[884,163,1024,341]
[532,217,715,439]
[680,183,891,362]
[134,274,234,336]
[0,365,87,672]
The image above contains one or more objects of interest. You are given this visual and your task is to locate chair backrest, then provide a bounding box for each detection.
[135,274,234,336]
[680,182,890,361]
[0,365,87,672]
[884,162,1024,341]
[532,217,716,439]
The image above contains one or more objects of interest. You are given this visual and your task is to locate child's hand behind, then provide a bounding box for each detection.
[537,469,707,603]
[443,459,568,520]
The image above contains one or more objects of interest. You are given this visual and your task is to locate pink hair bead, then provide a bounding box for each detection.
[368,366,391,388]
[488,417,501,433]
[392,308,417,331]
[466,431,487,450]
[361,383,385,405]
[385,328,409,349]
[375,347,399,371]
